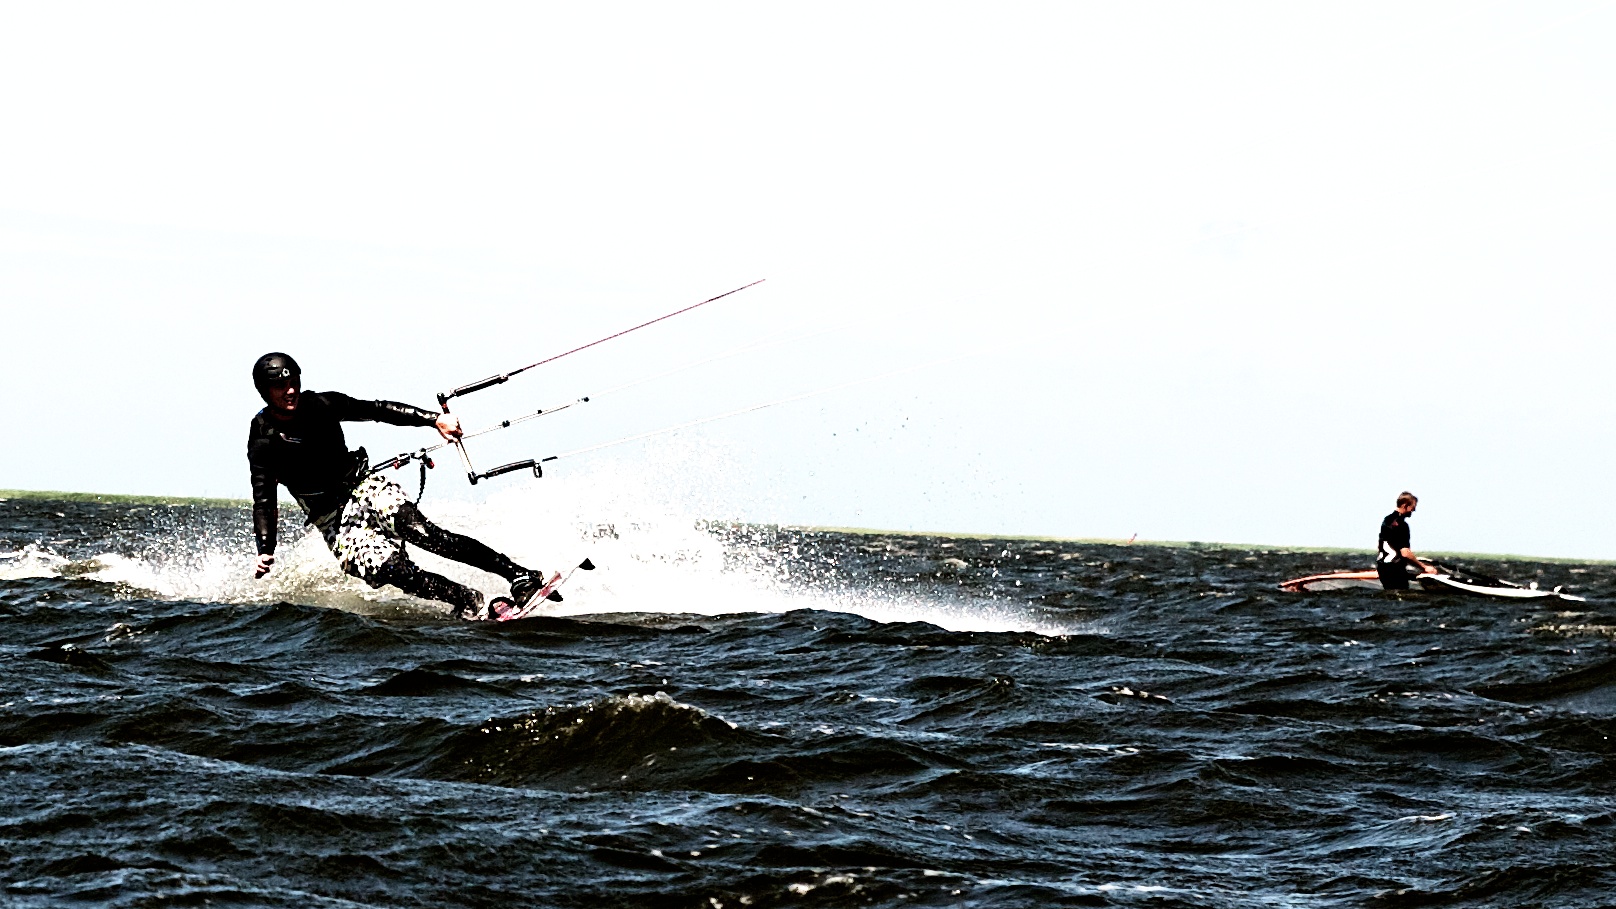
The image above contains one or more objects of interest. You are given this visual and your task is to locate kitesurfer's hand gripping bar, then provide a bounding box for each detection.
[434,402,481,485]
[471,458,541,484]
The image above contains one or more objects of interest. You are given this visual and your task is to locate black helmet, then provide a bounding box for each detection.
[252,352,301,399]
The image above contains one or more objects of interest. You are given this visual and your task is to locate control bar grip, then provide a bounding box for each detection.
[439,374,511,408]
[474,459,541,483]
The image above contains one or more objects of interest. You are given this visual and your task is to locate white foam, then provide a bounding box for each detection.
[0,544,73,580]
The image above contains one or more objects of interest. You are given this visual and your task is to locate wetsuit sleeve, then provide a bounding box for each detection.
[248,433,278,556]
[320,391,439,427]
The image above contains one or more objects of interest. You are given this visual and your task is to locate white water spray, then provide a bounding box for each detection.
[8,445,1074,635]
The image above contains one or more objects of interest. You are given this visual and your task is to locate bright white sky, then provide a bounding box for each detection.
[3,2,1614,558]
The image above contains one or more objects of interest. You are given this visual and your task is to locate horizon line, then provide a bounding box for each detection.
[2,488,1607,566]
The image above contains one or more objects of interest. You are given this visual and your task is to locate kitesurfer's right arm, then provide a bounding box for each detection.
[248,433,278,578]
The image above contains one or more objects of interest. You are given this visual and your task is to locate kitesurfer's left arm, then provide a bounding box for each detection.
[322,391,459,441]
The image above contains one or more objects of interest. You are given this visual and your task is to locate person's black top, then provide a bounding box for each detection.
[1377,510,1411,565]
[247,391,438,555]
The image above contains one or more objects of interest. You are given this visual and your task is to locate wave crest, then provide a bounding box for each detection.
[429,692,754,789]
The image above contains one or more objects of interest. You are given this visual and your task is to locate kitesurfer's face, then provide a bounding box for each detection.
[1398,501,1417,516]
[265,378,300,416]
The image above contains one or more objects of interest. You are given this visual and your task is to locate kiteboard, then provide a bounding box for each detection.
[478,558,596,622]
[1279,562,1584,601]
[1278,569,1382,593]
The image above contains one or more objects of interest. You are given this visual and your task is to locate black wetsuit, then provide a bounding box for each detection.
[1376,510,1413,590]
[247,391,524,613]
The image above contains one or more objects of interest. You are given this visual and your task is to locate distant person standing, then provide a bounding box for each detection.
[1377,492,1434,590]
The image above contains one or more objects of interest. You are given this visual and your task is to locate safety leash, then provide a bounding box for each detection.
[367,448,436,504]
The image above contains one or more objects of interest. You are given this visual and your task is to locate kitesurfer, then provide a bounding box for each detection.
[246,352,550,619]
[1376,492,1434,590]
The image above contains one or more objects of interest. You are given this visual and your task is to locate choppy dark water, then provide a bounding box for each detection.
[3,495,1615,908]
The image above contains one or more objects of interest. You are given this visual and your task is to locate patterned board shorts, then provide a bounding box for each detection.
[317,473,410,586]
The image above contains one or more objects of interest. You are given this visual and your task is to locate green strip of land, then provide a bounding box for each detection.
[0,488,267,508]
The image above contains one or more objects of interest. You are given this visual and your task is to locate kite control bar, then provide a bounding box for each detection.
[372,443,524,488]
[471,458,542,484]
[369,396,585,489]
